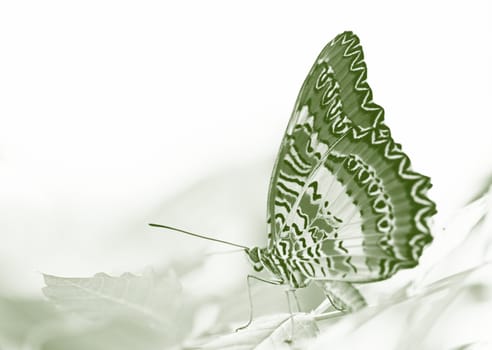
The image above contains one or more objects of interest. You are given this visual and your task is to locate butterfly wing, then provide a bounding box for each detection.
[267,31,436,282]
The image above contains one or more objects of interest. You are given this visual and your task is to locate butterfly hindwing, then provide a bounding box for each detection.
[267,31,436,282]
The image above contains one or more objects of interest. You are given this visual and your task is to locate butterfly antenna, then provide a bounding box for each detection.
[148,223,249,250]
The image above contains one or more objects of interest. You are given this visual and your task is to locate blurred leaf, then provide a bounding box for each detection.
[309,264,492,350]
[0,296,59,348]
[468,178,492,204]
[413,188,492,289]
[451,340,492,350]
[398,264,492,350]
[39,318,178,350]
[186,313,318,350]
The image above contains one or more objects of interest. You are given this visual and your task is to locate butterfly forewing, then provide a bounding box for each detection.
[267,31,436,282]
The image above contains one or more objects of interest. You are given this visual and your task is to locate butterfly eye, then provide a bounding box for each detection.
[254,264,264,272]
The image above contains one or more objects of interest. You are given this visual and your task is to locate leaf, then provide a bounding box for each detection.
[0,296,60,348]
[309,263,492,350]
[39,318,178,350]
[0,295,177,350]
[42,270,181,327]
[396,264,492,350]
[451,340,492,350]
[41,269,194,348]
[186,313,318,350]
[413,187,492,289]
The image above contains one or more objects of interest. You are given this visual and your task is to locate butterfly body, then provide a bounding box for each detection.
[247,31,436,310]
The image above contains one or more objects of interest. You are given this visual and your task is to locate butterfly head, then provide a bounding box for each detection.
[245,246,266,272]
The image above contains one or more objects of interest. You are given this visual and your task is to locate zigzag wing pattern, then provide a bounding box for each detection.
[266,31,436,282]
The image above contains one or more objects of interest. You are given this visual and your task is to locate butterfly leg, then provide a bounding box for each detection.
[316,280,367,312]
[235,275,282,332]
[290,288,302,312]
[284,289,301,343]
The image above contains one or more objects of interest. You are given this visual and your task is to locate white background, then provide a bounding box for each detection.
[0,1,491,296]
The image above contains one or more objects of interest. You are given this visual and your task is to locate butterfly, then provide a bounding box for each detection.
[243,30,436,313]
[151,30,436,325]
